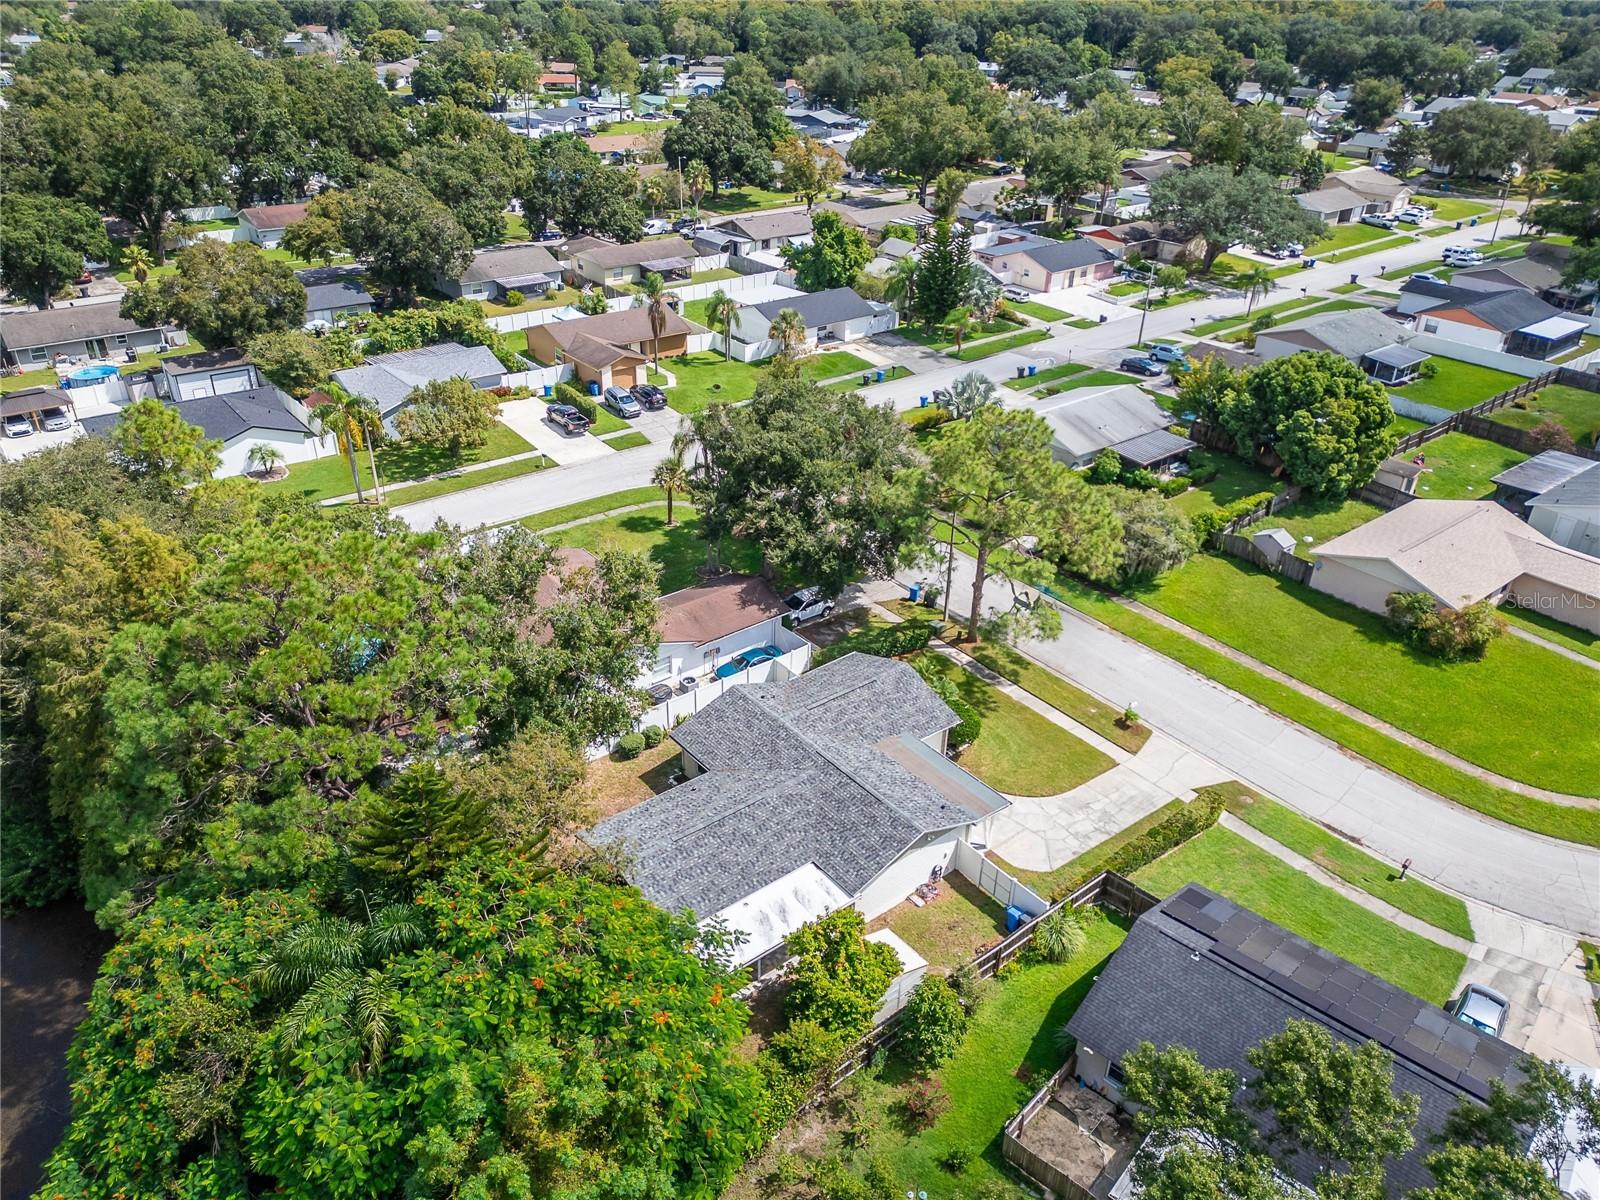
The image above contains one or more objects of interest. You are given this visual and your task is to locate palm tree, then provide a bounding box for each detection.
[312,383,376,503]
[640,173,669,217]
[884,256,918,318]
[948,370,998,420]
[354,395,386,503]
[122,245,154,284]
[637,271,670,368]
[684,159,712,217]
[705,288,737,361]
[944,306,974,354]
[769,307,808,359]
[651,447,690,526]
[1238,266,1275,316]
[246,442,285,479]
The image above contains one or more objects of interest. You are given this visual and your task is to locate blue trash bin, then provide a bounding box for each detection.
[1005,905,1026,933]
[908,582,922,602]
[919,395,929,407]
[543,384,552,397]
[875,369,885,382]
[1470,217,1478,227]
[1027,364,1037,376]
[589,380,600,396]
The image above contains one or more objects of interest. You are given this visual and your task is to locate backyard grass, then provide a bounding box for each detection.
[1488,384,1600,447]
[681,298,714,328]
[376,454,552,505]
[691,266,740,283]
[995,799,1188,899]
[592,118,666,134]
[1168,449,1285,516]
[1224,789,1474,939]
[877,874,1009,971]
[481,285,581,316]
[914,652,1116,796]
[1307,222,1393,255]
[1003,361,1089,390]
[1009,300,1072,322]
[523,486,666,530]
[1552,334,1598,365]
[1392,359,1522,411]
[1132,553,1600,795]
[660,351,761,414]
[1410,431,1526,499]
[949,328,1050,361]
[262,421,537,504]
[0,366,66,394]
[542,502,763,594]
[1499,605,1600,663]
[1045,572,1600,844]
[1242,493,1384,559]
[965,639,1151,754]
[602,431,650,450]
[1132,826,1466,1005]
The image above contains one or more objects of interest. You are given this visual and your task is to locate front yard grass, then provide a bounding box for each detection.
[1307,221,1392,255]
[1411,431,1526,499]
[1131,825,1466,1005]
[522,486,665,530]
[1322,234,1413,264]
[1224,789,1474,940]
[875,874,1009,971]
[1422,197,1493,222]
[1004,361,1089,390]
[1499,605,1600,663]
[913,652,1116,797]
[964,639,1150,754]
[826,364,912,391]
[1132,553,1600,796]
[1045,573,1600,843]
[1392,359,1523,411]
[1488,384,1600,447]
[601,430,650,450]
[542,502,763,594]
[698,186,798,214]
[1168,449,1285,516]
[949,328,1050,361]
[378,454,551,505]
[1033,369,1138,397]
[1189,296,1322,337]
[262,421,537,504]
[588,407,630,435]
[802,349,874,380]
[660,351,761,414]
[1242,493,1385,559]
[1217,298,1370,342]
[1009,300,1072,322]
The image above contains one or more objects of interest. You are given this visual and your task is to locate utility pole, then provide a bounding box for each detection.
[1489,176,1510,243]
[1135,269,1154,347]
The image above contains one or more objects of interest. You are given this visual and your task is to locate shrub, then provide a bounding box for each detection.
[1386,592,1505,661]
[909,656,983,751]
[815,618,934,666]
[898,976,968,1072]
[576,289,609,315]
[488,385,513,397]
[615,731,646,760]
[1088,447,1123,484]
[1050,786,1229,899]
[1121,466,1160,490]
[1191,490,1277,539]
[554,381,600,423]
[641,724,664,749]
[903,405,953,432]
[1032,908,1088,963]
[1157,475,1191,498]
[767,1018,849,1089]
[1528,419,1577,453]
[946,962,996,1014]
[941,1146,974,1173]
[898,1076,950,1130]
[1415,358,1439,380]
[504,289,525,306]
[785,908,901,1037]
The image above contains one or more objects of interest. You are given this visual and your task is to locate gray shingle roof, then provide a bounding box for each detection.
[1494,450,1595,495]
[1269,306,1411,361]
[975,235,1113,272]
[81,386,308,443]
[1066,886,1528,1196]
[1023,384,1172,463]
[458,243,561,285]
[331,342,504,417]
[1527,462,1600,509]
[1422,287,1564,332]
[724,210,814,243]
[588,653,1006,917]
[0,304,165,351]
[296,266,372,311]
[746,286,876,328]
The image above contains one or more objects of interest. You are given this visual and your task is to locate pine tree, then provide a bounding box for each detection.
[911,220,973,328]
[349,764,497,888]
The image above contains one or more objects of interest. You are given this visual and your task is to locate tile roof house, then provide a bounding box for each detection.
[237,202,310,249]
[972,233,1117,292]
[1066,886,1530,1197]
[587,652,1011,969]
[524,305,694,388]
[434,244,562,302]
[331,341,505,428]
[1307,498,1600,634]
[1018,383,1176,470]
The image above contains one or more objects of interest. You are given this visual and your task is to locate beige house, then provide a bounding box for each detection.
[525,306,693,389]
[568,237,697,288]
[1308,500,1600,634]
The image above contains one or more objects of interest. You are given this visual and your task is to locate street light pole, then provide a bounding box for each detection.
[1135,270,1154,347]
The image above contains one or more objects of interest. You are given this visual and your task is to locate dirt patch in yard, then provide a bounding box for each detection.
[868,874,1009,972]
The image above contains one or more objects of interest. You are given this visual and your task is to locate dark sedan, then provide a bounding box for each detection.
[1119,355,1164,377]
[546,403,592,434]
[630,383,668,410]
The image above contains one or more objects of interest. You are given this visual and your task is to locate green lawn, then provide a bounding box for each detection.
[1045,573,1600,844]
[1411,431,1526,499]
[376,454,551,505]
[1242,494,1384,559]
[0,366,65,394]
[899,316,1023,352]
[592,118,665,134]
[690,266,740,283]
[523,486,666,531]
[881,873,1009,970]
[1189,296,1323,338]
[502,212,531,242]
[1225,789,1474,939]
[1422,197,1492,222]
[1322,234,1414,264]
[1168,449,1284,516]
[965,639,1150,754]
[262,422,537,504]
[847,910,1130,1198]
[660,351,761,414]
[681,298,715,329]
[1004,361,1089,390]
[1330,282,1363,294]
[481,285,581,316]
[1218,298,1369,343]
[542,503,762,594]
[1552,334,1598,365]
[1066,316,1098,329]
[826,364,912,391]
[1107,279,1146,297]
[802,349,874,381]
[1392,360,1523,412]
[1133,553,1600,795]
[914,652,1115,796]
[949,328,1050,361]
[697,186,797,214]
[1033,370,1138,398]
[1499,604,1600,662]
[1132,826,1466,1005]
[1321,151,1365,172]
[1307,222,1393,255]
[602,431,650,450]
[588,406,630,435]
[1489,384,1600,447]
[1009,300,1072,322]
[1135,288,1205,311]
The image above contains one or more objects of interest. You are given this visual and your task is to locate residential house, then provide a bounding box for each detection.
[373,57,418,87]
[237,202,309,249]
[1451,243,1596,312]
[567,236,697,287]
[972,233,1118,292]
[708,210,814,256]
[0,305,175,369]
[1494,67,1558,92]
[81,383,325,478]
[536,71,579,90]
[1296,167,1412,224]
[1064,886,1529,1197]
[281,25,335,55]
[524,305,693,389]
[817,200,936,242]
[783,104,858,140]
[1419,95,1474,124]
[1308,499,1600,634]
[1079,221,1204,265]
[1494,450,1598,510]
[520,107,593,136]
[158,349,262,400]
[1019,383,1177,470]
[1253,307,1426,383]
[331,341,505,433]
[1342,129,1393,161]
[583,134,650,163]
[1407,286,1587,360]
[675,64,725,96]
[727,287,894,359]
[781,79,805,102]
[1119,149,1190,187]
[1493,453,1600,553]
[1294,184,1373,225]
[435,244,563,302]
[586,652,1012,972]
[296,266,373,329]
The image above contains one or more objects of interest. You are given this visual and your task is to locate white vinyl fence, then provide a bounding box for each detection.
[951,839,1050,918]
[1408,337,1568,378]
[503,362,575,392]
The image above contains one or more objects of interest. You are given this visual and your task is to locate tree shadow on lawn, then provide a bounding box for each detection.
[607,511,764,592]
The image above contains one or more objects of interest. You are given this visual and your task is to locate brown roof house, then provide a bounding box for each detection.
[238,202,310,250]
[525,305,694,389]
[568,236,697,287]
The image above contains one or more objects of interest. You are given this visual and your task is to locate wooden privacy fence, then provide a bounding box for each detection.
[1393,366,1600,456]
[1002,1053,1102,1200]
[1214,532,1316,584]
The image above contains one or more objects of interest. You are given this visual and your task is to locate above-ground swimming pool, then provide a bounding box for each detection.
[66,365,119,387]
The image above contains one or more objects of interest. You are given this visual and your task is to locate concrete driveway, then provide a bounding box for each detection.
[497,397,613,466]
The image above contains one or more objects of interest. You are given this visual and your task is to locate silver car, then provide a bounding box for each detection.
[40,405,72,432]
[1447,984,1509,1038]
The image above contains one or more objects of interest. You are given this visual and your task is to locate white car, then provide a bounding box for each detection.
[783,587,835,624]
[641,217,673,235]
[1443,247,1484,266]
[39,405,73,432]
[1361,213,1397,229]
[1410,272,1446,285]
[1399,207,1429,222]
[1002,285,1033,302]
[4,413,34,438]
[1260,242,1304,259]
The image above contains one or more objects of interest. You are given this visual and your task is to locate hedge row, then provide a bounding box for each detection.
[814,619,934,666]
[1050,785,1228,900]
[1190,490,1277,539]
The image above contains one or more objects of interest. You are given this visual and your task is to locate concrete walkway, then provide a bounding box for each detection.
[1503,622,1600,670]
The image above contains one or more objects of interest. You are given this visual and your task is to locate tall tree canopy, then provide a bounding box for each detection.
[0,192,111,308]
[119,239,306,347]
[782,210,871,292]
[1148,165,1326,271]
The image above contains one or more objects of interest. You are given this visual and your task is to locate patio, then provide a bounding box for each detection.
[1007,1061,1140,1200]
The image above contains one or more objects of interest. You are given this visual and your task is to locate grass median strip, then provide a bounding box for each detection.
[1224,788,1474,940]
[1003,361,1090,390]
[522,486,666,530]
[948,328,1051,361]
[379,454,551,505]
[601,431,650,450]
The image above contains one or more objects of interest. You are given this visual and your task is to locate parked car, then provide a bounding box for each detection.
[4,414,34,438]
[714,644,782,679]
[783,586,835,624]
[1398,206,1429,223]
[39,406,72,431]
[603,386,642,417]
[630,383,668,410]
[1148,343,1188,364]
[1443,246,1484,266]
[1375,161,1397,174]
[546,403,591,434]
[1119,355,1164,377]
[671,216,698,232]
[641,217,673,235]
[861,172,886,185]
[1002,285,1033,302]
[1410,271,1446,285]
[1260,242,1304,259]
[1447,984,1509,1038]
[1361,213,1398,229]
[535,227,564,242]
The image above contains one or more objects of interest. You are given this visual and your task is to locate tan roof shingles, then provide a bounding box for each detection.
[657,573,785,645]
